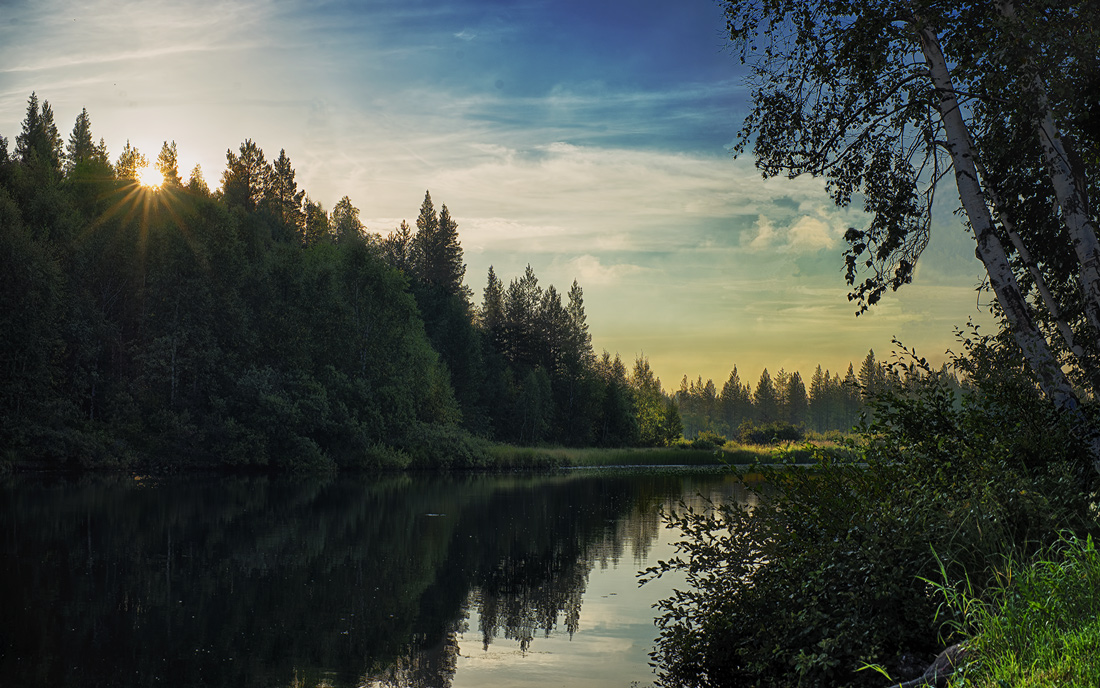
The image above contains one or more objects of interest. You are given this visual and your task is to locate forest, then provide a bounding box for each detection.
[0,92,899,471]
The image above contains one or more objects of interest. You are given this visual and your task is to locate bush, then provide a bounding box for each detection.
[645,341,1097,688]
[737,419,803,444]
[397,422,494,469]
[690,430,727,450]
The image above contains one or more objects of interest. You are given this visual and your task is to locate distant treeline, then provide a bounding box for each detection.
[675,352,963,442]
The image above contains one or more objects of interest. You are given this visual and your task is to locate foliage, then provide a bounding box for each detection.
[645,344,1097,688]
[736,419,803,445]
[689,430,727,451]
[928,534,1100,688]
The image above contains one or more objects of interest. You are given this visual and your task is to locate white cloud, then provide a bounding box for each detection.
[788,215,834,250]
[561,255,649,285]
[745,213,839,252]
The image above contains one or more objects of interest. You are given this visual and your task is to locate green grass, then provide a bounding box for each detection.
[934,534,1100,688]
[479,440,859,469]
[481,445,727,468]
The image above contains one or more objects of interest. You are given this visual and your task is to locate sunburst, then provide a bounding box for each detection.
[137,164,164,189]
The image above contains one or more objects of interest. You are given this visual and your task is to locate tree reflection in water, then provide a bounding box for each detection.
[0,470,743,688]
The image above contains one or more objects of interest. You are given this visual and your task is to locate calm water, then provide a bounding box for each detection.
[0,468,750,687]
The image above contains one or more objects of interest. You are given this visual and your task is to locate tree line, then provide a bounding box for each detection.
[0,93,756,468]
[675,350,963,441]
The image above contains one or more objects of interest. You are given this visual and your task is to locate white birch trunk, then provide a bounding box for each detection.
[916,22,1100,474]
[998,2,1100,345]
[976,157,1085,360]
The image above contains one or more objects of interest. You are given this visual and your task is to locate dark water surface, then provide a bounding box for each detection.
[1,468,749,687]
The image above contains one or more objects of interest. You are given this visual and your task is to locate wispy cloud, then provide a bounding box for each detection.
[0,0,993,387]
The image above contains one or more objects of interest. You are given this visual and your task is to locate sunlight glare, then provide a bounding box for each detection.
[138,165,163,189]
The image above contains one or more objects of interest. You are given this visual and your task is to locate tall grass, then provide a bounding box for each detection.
[932,534,1100,687]
[481,441,857,469]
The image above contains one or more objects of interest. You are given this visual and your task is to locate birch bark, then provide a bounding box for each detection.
[997,2,1100,345]
[914,23,1079,409]
[916,20,1100,473]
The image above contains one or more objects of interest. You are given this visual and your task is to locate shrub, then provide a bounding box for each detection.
[737,419,803,444]
[691,430,728,450]
[397,422,494,469]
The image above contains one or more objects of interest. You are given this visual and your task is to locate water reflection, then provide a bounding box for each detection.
[0,469,747,688]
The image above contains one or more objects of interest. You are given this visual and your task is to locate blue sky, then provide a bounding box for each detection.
[0,0,992,389]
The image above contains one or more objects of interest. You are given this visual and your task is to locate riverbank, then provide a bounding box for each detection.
[1,438,854,474]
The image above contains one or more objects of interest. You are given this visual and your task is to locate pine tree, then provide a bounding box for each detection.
[15,92,63,175]
[332,196,363,245]
[64,108,99,174]
[302,198,330,247]
[808,365,828,431]
[382,220,414,271]
[502,265,542,366]
[268,149,305,232]
[785,371,808,426]
[410,190,438,278]
[719,366,752,432]
[773,368,791,422]
[753,369,779,423]
[187,165,209,195]
[481,266,505,348]
[115,140,146,180]
[156,141,181,187]
[222,139,271,211]
[410,191,466,295]
[843,363,861,427]
[565,280,594,365]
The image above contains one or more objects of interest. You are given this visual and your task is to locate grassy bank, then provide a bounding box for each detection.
[479,439,857,470]
[938,534,1100,688]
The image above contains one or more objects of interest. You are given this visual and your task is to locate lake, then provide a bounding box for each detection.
[0,468,750,687]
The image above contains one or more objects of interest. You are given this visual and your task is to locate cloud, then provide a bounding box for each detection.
[788,216,834,250]
[745,213,840,252]
[560,255,649,285]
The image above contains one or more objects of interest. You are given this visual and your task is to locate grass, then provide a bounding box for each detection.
[481,444,727,468]
[932,534,1100,688]
[480,439,859,469]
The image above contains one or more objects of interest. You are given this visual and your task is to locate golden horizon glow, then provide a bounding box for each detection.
[137,165,164,189]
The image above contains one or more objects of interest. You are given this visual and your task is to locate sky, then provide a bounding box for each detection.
[0,0,995,390]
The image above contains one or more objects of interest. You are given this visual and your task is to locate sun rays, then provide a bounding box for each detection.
[137,164,164,189]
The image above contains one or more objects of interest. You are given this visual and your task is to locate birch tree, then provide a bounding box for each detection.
[721,0,1100,471]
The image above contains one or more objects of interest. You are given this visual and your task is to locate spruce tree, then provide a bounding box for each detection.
[753,369,779,423]
[187,165,209,195]
[156,141,181,187]
[222,139,270,211]
[15,92,62,174]
[64,108,96,174]
[115,140,146,180]
[332,196,363,245]
[410,191,466,295]
[302,198,330,247]
[481,266,505,348]
[565,280,593,364]
[268,149,305,232]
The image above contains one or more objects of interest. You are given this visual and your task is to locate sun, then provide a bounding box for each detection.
[137,164,164,189]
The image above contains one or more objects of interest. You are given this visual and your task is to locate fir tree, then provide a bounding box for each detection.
[156,141,181,187]
[332,196,363,245]
[115,140,146,180]
[268,149,305,232]
[222,139,270,210]
[15,92,62,174]
[753,369,779,423]
[187,165,209,195]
